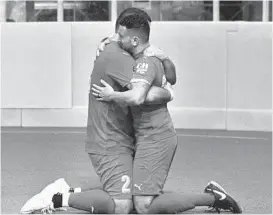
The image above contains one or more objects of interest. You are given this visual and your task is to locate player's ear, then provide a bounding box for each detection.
[131,36,139,47]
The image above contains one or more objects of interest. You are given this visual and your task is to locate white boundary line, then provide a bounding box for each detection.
[178,134,269,141]
[1,130,270,141]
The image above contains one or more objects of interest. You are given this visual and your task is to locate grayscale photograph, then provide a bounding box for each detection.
[1,0,272,214]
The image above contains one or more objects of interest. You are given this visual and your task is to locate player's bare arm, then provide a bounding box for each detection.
[145,83,174,105]
[92,79,173,105]
[92,80,151,106]
[126,82,173,105]
[161,58,176,85]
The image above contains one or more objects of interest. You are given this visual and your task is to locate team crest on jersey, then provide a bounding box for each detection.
[133,62,149,74]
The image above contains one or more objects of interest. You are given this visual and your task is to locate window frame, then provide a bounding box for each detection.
[2,0,271,22]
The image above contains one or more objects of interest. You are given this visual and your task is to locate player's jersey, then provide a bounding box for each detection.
[86,42,135,155]
[130,51,176,143]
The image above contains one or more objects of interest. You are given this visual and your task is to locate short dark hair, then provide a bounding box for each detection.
[115,7,151,32]
[118,13,150,43]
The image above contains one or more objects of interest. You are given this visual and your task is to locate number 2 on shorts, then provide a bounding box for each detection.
[121,175,131,193]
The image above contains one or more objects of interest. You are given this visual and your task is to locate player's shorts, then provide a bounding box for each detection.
[132,135,178,196]
[89,152,133,199]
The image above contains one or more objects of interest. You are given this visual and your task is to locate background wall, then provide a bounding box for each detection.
[1,22,272,131]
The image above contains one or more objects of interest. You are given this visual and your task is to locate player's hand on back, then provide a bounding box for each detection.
[144,45,168,61]
[96,34,115,58]
[92,80,114,101]
[96,38,111,58]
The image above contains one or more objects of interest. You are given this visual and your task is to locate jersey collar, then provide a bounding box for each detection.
[134,44,151,59]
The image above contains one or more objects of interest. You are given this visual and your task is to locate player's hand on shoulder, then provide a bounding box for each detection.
[96,34,115,58]
[144,44,168,61]
[92,79,114,101]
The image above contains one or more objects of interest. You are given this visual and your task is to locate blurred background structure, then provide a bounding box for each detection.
[1,1,272,22]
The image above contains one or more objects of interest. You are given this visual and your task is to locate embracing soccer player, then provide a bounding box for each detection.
[92,10,242,214]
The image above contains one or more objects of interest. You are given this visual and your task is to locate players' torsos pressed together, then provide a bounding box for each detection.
[86,41,136,155]
[20,7,242,214]
[87,30,178,212]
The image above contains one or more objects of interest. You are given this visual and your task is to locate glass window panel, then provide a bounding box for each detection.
[7,1,59,22]
[5,1,57,22]
[6,1,28,22]
[5,1,110,22]
[220,1,262,21]
[117,1,213,21]
[269,0,272,21]
[32,1,57,22]
[63,1,110,22]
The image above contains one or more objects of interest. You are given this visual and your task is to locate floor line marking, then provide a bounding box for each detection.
[1,130,269,141]
[177,133,269,140]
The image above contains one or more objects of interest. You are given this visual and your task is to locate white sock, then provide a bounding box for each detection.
[74,187,81,193]
[62,193,71,207]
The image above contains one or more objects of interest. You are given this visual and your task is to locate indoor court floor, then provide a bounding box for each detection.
[1,127,272,214]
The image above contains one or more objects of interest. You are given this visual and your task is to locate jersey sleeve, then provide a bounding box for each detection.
[131,58,157,86]
[106,52,135,87]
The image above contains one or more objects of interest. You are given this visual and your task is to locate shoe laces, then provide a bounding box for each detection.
[40,202,67,214]
[41,202,55,214]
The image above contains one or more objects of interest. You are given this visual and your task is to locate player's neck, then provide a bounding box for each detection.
[132,43,150,58]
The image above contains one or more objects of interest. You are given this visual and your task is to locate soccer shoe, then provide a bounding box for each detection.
[204,181,242,214]
[20,178,70,214]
